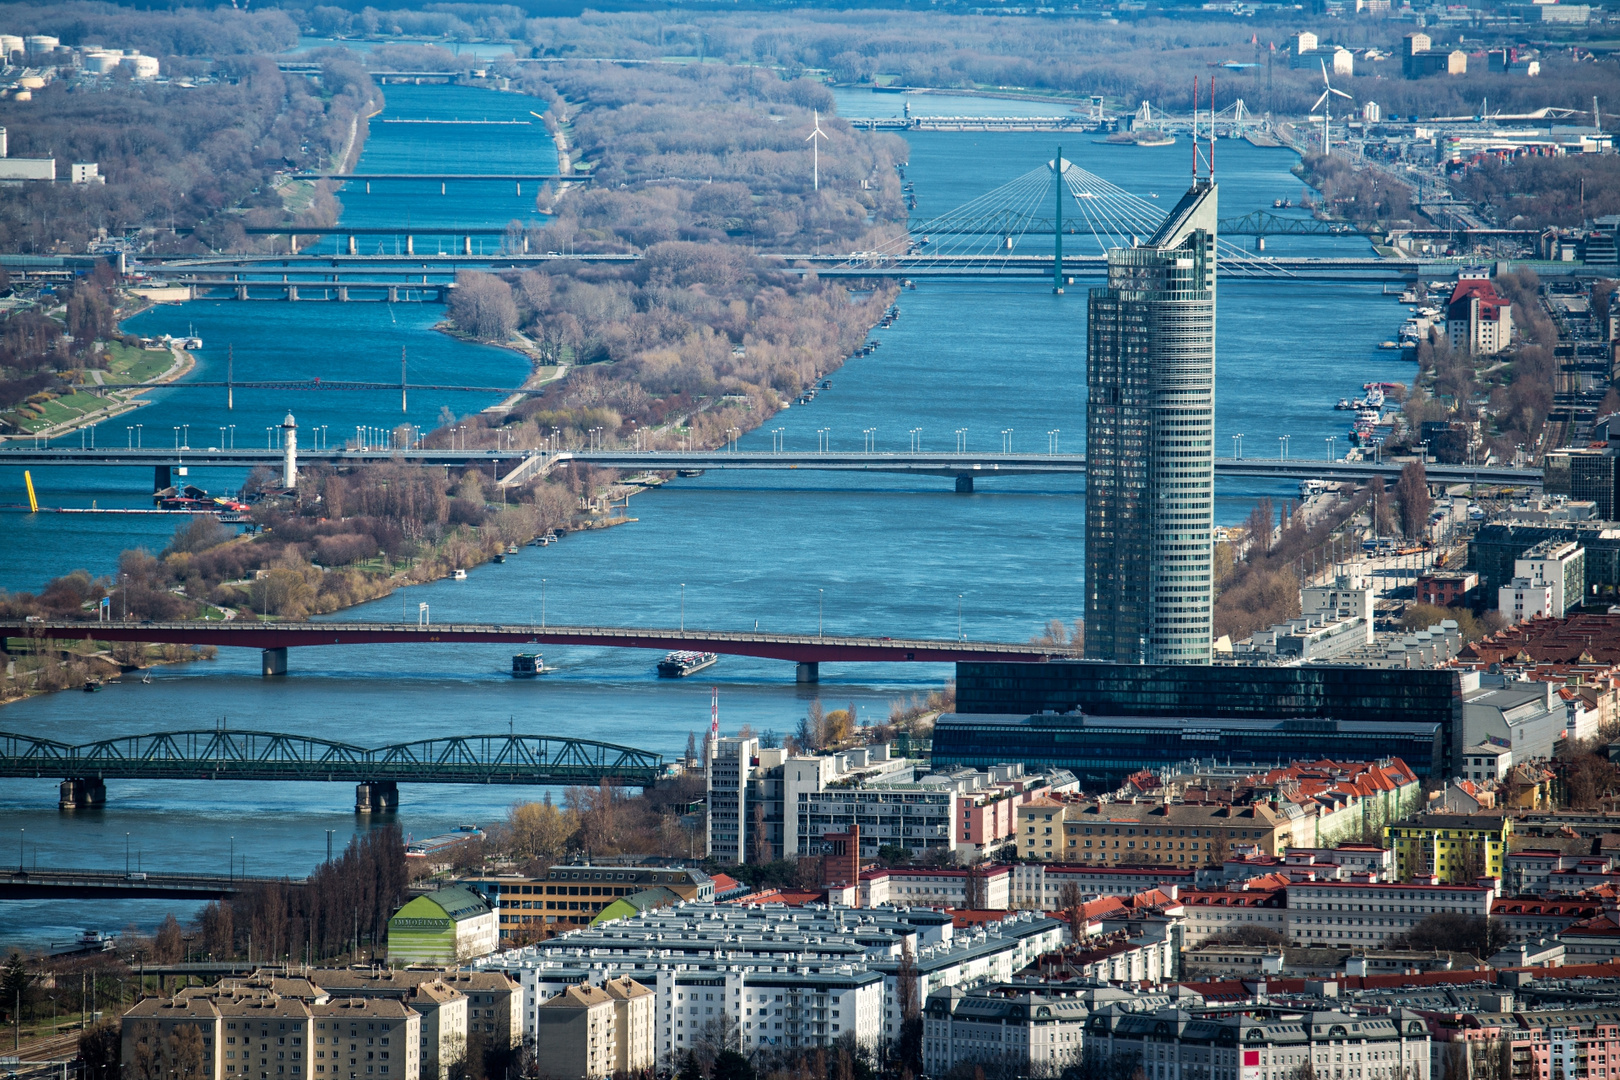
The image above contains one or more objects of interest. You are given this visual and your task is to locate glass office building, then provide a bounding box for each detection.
[1084,179,1218,665]
[931,712,1444,788]
[954,660,1464,770]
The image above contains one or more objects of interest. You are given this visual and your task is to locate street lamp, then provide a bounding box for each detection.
[1048,429,1060,455]
[1326,436,1337,461]
[1232,433,1243,459]
[818,588,824,639]
[955,428,967,453]
[541,579,546,629]
[679,583,686,632]
[958,594,964,640]
[1278,435,1290,460]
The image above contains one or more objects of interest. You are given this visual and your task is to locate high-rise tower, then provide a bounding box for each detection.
[1083,177,1218,665]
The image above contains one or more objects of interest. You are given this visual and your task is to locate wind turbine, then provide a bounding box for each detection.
[1313,59,1351,156]
[806,110,829,192]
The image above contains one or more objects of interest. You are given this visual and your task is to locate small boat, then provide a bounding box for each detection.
[1334,399,1354,410]
[453,568,467,580]
[492,553,505,563]
[507,543,519,555]
[82,679,102,693]
[1380,341,1400,350]
[1148,192,1159,199]
[658,651,718,678]
[511,653,545,678]
[141,671,152,684]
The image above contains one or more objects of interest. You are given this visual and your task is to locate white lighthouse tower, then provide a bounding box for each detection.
[281,411,298,488]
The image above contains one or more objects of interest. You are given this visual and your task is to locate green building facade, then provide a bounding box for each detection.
[387,886,498,966]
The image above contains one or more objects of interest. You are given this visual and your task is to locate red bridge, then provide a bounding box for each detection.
[1,620,1056,681]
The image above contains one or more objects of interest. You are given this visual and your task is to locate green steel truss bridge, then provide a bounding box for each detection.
[0,729,665,790]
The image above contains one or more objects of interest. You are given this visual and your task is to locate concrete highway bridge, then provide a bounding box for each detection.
[0,619,1055,682]
[0,865,288,900]
[133,252,1427,284]
[0,447,1545,493]
[0,729,668,809]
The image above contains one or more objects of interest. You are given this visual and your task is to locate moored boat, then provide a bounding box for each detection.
[658,651,718,678]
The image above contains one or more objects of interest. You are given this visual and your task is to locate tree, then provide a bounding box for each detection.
[712,1050,754,1080]
[962,858,987,910]
[895,944,922,1075]
[677,1050,703,1080]
[0,953,29,1023]
[506,799,577,863]
[1394,912,1510,959]
[1059,881,1086,937]
[153,914,184,962]
[877,844,912,867]
[449,271,518,341]
[1395,460,1432,539]
[80,1023,122,1080]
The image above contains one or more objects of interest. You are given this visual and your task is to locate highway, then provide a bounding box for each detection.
[0,447,1546,489]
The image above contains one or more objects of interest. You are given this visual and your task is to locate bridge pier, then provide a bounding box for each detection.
[337,286,349,302]
[406,236,414,255]
[347,235,357,255]
[796,661,819,684]
[463,236,473,256]
[287,285,300,302]
[59,777,106,811]
[261,648,287,677]
[154,465,171,493]
[955,475,974,493]
[1256,236,1266,252]
[236,284,248,301]
[355,780,398,814]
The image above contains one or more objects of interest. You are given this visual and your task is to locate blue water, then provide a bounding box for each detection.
[0,84,1420,945]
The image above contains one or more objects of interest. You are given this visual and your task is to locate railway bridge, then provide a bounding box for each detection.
[0,728,668,810]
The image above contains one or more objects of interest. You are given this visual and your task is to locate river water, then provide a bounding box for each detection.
[0,84,1415,945]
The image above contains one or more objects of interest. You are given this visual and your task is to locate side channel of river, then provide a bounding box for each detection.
[0,85,1417,946]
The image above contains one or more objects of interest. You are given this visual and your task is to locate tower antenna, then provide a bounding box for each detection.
[1210,75,1216,179]
[1192,76,1199,179]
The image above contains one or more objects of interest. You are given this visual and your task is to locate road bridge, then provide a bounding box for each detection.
[0,729,667,808]
[289,173,578,182]
[0,620,1056,684]
[0,866,290,900]
[0,447,1544,492]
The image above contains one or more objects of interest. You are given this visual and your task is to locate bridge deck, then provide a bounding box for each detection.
[0,867,291,900]
[0,620,1055,663]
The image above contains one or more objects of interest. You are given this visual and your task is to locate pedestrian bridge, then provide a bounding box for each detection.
[0,729,668,808]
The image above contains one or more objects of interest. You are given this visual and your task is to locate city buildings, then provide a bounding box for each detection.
[922,987,1089,1075]
[1285,880,1496,945]
[1085,1003,1433,1080]
[1009,862,1199,908]
[479,904,1063,1062]
[948,661,1463,774]
[1446,275,1515,356]
[121,982,424,1080]
[533,976,654,1080]
[1020,798,1299,866]
[1084,176,1218,666]
[861,864,1013,909]
[1497,541,1585,620]
[1387,812,1513,883]
[1403,32,1468,77]
[386,887,497,965]
[939,705,1446,793]
[460,865,713,940]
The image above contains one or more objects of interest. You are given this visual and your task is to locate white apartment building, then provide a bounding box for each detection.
[1178,889,1289,945]
[799,784,958,860]
[480,904,1062,1062]
[1086,1005,1431,1080]
[1496,541,1584,620]
[707,736,757,863]
[862,865,1013,910]
[1286,881,1495,946]
[922,988,1089,1076]
[1009,862,1199,908]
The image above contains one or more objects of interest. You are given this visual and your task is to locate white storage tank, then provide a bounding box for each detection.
[23,34,60,52]
[128,55,159,79]
[0,35,25,59]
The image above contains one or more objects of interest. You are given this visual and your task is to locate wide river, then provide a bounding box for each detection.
[0,84,1414,945]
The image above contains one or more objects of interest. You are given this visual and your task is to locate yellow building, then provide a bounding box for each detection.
[1385,812,1512,883]
[1018,797,1297,866]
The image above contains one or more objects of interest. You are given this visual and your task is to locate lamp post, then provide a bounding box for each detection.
[1048,429,1060,455]
[1278,435,1290,460]
[958,594,964,640]
[1326,436,1337,461]
[679,583,686,632]
[1232,433,1244,459]
[541,579,546,628]
[955,428,967,452]
[818,588,824,639]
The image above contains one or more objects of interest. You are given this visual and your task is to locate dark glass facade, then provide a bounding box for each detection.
[931,712,1444,788]
[955,660,1463,765]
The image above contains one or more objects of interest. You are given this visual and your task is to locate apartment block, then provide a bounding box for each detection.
[708,735,757,863]
[601,976,655,1075]
[461,865,713,940]
[1021,797,1296,865]
[1178,886,1290,945]
[861,864,1013,909]
[1386,813,1512,883]
[482,904,1060,1062]
[1286,881,1495,946]
[1447,276,1515,355]
[1009,862,1198,908]
[534,984,619,1079]
[922,988,1088,1076]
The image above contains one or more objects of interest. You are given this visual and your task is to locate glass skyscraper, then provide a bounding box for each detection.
[1084,179,1218,664]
